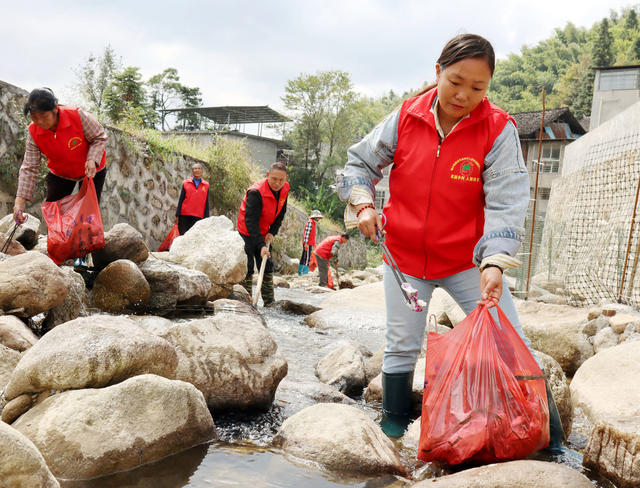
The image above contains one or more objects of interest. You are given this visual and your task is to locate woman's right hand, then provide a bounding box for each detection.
[356,204,383,243]
[13,197,27,225]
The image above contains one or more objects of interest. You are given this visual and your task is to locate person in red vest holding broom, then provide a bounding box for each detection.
[13,88,107,270]
[236,162,289,306]
[313,233,349,288]
[174,163,210,235]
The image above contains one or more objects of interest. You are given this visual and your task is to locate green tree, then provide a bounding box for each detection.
[73,45,121,120]
[592,18,614,67]
[625,8,638,31]
[282,70,358,190]
[104,66,154,127]
[147,68,203,130]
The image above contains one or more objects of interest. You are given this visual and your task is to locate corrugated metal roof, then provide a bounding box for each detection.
[161,106,291,124]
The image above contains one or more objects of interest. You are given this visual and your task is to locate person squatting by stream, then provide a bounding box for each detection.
[13,88,108,271]
[336,33,567,453]
[314,233,349,288]
[237,162,289,306]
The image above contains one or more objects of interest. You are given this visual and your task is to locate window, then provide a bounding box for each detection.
[374,190,386,210]
[538,188,551,200]
[533,144,561,174]
[599,70,639,91]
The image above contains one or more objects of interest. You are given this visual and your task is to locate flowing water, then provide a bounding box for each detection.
[60,287,617,488]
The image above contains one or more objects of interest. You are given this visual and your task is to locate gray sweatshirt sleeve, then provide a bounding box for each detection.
[336,109,400,202]
[473,120,530,264]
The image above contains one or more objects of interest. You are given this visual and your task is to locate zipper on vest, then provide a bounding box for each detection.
[422,141,441,278]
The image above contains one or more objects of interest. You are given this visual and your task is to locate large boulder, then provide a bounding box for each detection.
[412,460,593,487]
[0,251,68,317]
[42,266,89,330]
[92,222,149,268]
[0,421,59,488]
[0,315,38,351]
[517,300,593,376]
[159,313,287,410]
[0,235,26,255]
[12,374,216,480]
[273,403,405,475]
[92,259,151,313]
[0,213,40,250]
[315,340,372,395]
[0,344,21,391]
[3,315,178,402]
[571,341,640,488]
[139,257,211,312]
[167,216,247,299]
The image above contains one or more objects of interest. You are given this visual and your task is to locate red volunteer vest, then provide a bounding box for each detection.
[303,219,317,246]
[315,235,342,260]
[28,106,106,179]
[384,89,512,279]
[180,178,209,218]
[237,178,290,237]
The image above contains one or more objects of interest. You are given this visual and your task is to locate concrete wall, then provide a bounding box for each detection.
[590,69,640,130]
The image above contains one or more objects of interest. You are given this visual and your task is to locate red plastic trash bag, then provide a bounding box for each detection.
[309,252,318,272]
[41,177,105,265]
[327,268,334,289]
[158,224,180,251]
[418,303,549,465]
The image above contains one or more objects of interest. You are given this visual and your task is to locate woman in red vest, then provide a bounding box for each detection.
[298,209,323,275]
[13,88,107,270]
[337,34,565,451]
[174,162,210,235]
[313,233,349,287]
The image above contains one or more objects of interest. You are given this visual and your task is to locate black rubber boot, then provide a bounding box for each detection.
[545,380,566,453]
[380,371,413,438]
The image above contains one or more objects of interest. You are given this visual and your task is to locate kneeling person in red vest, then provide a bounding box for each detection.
[236,162,289,306]
[175,163,210,235]
[13,88,108,271]
[314,233,349,287]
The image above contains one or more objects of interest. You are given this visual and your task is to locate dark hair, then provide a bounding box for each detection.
[340,233,350,240]
[270,161,288,173]
[437,33,495,74]
[413,34,495,98]
[24,88,58,116]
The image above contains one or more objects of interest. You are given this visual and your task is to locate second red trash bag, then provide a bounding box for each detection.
[158,224,180,252]
[41,177,105,265]
[418,303,549,465]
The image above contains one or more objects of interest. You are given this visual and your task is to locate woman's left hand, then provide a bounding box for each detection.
[479,266,503,307]
[85,160,97,178]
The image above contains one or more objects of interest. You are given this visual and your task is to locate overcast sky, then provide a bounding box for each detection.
[1,0,635,115]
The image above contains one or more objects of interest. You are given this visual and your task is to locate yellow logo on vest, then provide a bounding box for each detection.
[450,157,481,183]
[68,137,83,151]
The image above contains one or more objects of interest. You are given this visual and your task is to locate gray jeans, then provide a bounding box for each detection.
[382,263,533,374]
[315,254,330,286]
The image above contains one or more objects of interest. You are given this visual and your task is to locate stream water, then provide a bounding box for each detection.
[59,287,617,488]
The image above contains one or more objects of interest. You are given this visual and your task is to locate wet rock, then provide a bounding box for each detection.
[584,420,640,488]
[3,315,177,402]
[93,259,151,313]
[273,403,405,476]
[139,257,211,312]
[412,460,593,487]
[0,420,59,487]
[0,251,68,317]
[0,213,40,250]
[167,216,247,299]
[12,374,216,480]
[0,315,37,351]
[571,341,640,488]
[535,349,572,437]
[275,299,321,315]
[212,298,263,324]
[92,222,149,269]
[159,313,287,410]
[315,340,372,395]
[42,266,89,330]
[275,379,356,417]
[517,300,593,376]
